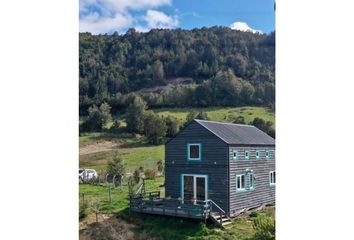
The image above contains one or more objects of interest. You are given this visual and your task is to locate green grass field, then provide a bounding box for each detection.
[79,106,275,239]
[154,106,275,126]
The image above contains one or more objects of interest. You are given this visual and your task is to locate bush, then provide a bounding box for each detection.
[253,215,275,240]
[144,168,157,179]
[133,168,141,184]
[249,211,260,218]
[79,201,89,220]
[107,152,125,185]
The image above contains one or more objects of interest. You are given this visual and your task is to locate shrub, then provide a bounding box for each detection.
[253,215,275,240]
[156,160,164,174]
[107,152,125,185]
[249,211,260,218]
[144,168,157,179]
[79,201,89,220]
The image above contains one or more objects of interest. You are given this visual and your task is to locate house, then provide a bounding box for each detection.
[165,119,275,217]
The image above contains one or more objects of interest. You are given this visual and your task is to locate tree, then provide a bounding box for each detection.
[143,111,167,144]
[107,152,125,185]
[82,102,112,132]
[233,116,246,124]
[125,95,147,133]
[165,116,182,137]
[251,117,275,139]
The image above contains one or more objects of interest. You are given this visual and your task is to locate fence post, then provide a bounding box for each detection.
[81,193,85,204]
[108,186,112,203]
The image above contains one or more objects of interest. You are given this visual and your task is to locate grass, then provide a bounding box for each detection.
[154,106,275,126]
[79,176,165,212]
[80,176,275,240]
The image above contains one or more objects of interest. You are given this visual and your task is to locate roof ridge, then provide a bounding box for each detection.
[194,119,254,127]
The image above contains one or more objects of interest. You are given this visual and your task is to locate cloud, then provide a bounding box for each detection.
[79,0,176,34]
[230,21,262,34]
[142,10,179,29]
[80,12,133,34]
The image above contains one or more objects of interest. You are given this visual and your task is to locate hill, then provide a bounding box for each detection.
[79,27,275,115]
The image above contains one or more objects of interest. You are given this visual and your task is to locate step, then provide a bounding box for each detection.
[222,221,232,226]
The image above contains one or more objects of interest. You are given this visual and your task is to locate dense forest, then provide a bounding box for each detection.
[79,27,275,115]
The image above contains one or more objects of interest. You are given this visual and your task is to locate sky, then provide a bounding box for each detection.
[80,0,275,35]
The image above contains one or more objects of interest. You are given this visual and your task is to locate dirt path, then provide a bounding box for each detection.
[79,140,124,155]
[79,213,136,240]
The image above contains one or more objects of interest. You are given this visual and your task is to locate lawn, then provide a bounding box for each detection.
[79,176,275,240]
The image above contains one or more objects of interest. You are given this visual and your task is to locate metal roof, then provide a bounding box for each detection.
[195,119,275,145]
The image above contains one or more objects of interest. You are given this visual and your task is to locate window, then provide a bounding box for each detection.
[232,150,238,160]
[256,150,260,160]
[187,143,201,161]
[266,150,270,160]
[236,174,246,191]
[245,150,249,160]
[249,173,255,189]
[269,171,276,186]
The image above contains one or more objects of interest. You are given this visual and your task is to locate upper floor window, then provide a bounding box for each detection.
[269,171,276,186]
[245,150,250,160]
[187,143,201,161]
[266,150,270,159]
[232,150,238,160]
[256,150,260,160]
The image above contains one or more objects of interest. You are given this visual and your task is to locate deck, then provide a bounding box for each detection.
[128,181,231,227]
[130,193,210,220]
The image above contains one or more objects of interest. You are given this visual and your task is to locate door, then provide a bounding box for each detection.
[182,174,207,203]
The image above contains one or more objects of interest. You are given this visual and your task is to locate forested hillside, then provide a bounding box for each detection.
[79,27,275,115]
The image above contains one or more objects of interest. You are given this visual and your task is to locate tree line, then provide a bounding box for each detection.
[80,95,275,144]
[79,27,275,115]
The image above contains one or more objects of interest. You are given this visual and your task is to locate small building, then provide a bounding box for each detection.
[165,119,275,217]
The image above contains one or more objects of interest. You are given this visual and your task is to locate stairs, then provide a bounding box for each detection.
[210,212,232,228]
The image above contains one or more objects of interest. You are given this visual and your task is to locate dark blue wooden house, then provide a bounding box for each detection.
[130,119,275,227]
[165,119,275,217]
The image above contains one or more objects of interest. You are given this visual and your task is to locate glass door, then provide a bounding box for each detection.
[183,175,194,203]
[182,175,207,203]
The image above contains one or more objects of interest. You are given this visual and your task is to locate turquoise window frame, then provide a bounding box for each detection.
[256,150,260,160]
[266,150,270,160]
[244,150,250,160]
[187,143,202,162]
[248,173,255,190]
[235,174,246,192]
[269,171,276,186]
[232,150,238,160]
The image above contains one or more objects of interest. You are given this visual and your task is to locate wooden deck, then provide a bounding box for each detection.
[128,181,231,227]
[130,197,210,220]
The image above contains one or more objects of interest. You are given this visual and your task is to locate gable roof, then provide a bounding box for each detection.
[194,119,275,145]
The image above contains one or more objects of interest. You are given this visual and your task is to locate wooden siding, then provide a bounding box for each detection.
[165,121,229,213]
[229,146,275,217]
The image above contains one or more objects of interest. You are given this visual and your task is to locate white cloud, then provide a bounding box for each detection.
[142,10,179,29]
[80,12,133,34]
[230,21,262,34]
[79,0,175,34]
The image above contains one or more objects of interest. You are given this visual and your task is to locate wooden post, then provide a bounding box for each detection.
[109,186,112,203]
[95,211,98,222]
[82,193,85,203]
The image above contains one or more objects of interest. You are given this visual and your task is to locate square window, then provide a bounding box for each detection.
[232,150,238,160]
[188,144,201,160]
[245,150,249,159]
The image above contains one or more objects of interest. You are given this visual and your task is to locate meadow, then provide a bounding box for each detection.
[79,106,275,239]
